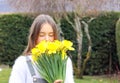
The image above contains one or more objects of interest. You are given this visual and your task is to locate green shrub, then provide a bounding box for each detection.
[0,14,34,66]
[116,18,120,65]
[84,12,119,75]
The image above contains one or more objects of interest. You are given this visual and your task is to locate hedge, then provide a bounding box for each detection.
[83,13,119,75]
[0,12,120,75]
[116,18,120,65]
[0,14,34,66]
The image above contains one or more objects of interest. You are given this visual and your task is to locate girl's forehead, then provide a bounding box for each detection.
[40,23,53,32]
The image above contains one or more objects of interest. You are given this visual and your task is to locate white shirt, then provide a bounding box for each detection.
[9,55,74,83]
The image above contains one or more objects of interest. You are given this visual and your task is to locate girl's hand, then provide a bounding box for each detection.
[54,79,63,83]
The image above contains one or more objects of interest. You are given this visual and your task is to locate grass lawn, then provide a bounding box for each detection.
[0,68,11,83]
[75,76,120,83]
[0,68,119,83]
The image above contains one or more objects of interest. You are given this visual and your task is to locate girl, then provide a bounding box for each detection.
[9,14,74,83]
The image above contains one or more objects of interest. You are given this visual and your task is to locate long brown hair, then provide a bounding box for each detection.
[23,14,58,55]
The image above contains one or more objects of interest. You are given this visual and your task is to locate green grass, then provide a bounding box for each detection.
[75,76,119,83]
[0,68,119,83]
[0,68,11,83]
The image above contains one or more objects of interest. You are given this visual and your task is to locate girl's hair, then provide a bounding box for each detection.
[23,14,58,55]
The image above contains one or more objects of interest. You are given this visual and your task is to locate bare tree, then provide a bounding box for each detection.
[8,0,120,14]
[79,19,93,77]
[8,0,69,13]
[64,12,94,78]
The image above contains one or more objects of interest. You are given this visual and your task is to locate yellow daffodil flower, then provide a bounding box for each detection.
[36,40,48,53]
[47,42,58,54]
[31,40,75,61]
[62,40,75,51]
[31,48,41,56]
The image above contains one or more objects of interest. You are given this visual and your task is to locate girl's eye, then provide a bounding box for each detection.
[39,32,54,37]
[39,33,45,37]
[49,33,54,37]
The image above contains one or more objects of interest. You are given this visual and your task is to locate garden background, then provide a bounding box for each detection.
[0,12,120,83]
[0,0,120,83]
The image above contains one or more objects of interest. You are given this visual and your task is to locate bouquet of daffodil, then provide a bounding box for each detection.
[31,40,74,83]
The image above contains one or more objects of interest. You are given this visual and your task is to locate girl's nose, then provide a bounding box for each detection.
[45,35,49,41]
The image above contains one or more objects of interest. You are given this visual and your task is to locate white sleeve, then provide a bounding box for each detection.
[64,57,74,83]
[9,56,27,83]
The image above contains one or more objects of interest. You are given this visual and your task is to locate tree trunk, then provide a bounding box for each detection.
[74,16,83,78]
[79,20,92,77]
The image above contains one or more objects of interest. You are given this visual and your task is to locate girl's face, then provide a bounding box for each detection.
[36,23,54,44]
